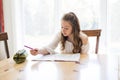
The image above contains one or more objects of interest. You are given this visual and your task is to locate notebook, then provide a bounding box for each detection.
[32,53,80,62]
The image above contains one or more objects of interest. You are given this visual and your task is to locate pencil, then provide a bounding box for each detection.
[24,45,33,49]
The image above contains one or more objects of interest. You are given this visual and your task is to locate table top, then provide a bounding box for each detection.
[0,54,119,80]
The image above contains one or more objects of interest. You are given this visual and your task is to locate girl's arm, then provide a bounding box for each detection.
[38,32,61,55]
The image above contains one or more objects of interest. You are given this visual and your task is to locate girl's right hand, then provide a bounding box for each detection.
[30,48,40,56]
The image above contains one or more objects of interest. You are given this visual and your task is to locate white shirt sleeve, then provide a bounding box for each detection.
[81,43,89,54]
[41,32,61,54]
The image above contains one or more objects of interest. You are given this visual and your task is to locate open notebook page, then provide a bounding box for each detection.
[31,53,80,62]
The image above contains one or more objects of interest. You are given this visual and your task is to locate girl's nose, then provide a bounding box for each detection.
[62,28,65,32]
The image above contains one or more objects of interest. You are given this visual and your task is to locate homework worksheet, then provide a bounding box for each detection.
[31,53,80,62]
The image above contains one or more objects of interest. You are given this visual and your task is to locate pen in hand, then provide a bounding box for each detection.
[24,45,40,55]
[24,45,33,50]
[24,45,38,51]
[24,45,45,55]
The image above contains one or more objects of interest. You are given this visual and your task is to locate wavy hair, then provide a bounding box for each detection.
[61,12,83,53]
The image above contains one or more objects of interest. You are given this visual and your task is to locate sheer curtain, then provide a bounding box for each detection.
[5,0,120,60]
[2,0,119,58]
[107,0,120,54]
[22,0,103,53]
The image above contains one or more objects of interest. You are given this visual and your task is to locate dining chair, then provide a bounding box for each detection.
[82,29,101,54]
[0,32,10,58]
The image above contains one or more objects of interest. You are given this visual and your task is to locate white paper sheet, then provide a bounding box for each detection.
[32,53,80,62]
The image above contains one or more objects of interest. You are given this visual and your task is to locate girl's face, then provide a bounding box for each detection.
[61,20,72,37]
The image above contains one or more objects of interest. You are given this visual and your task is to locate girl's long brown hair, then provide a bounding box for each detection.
[61,12,83,53]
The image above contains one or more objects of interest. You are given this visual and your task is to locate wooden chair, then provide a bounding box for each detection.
[0,32,10,58]
[82,29,101,54]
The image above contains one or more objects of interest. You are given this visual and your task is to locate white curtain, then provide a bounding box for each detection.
[2,0,120,58]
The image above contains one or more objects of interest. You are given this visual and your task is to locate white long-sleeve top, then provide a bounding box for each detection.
[41,31,89,54]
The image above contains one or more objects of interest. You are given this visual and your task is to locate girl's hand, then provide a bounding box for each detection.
[30,48,40,56]
[39,49,49,55]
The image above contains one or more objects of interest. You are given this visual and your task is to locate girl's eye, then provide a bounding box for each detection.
[61,27,68,30]
[65,28,68,30]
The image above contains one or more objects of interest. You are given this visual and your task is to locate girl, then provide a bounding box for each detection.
[30,12,89,55]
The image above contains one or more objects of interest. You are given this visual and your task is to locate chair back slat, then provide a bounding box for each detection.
[82,29,101,37]
[0,32,8,41]
[82,29,101,54]
[0,32,10,58]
